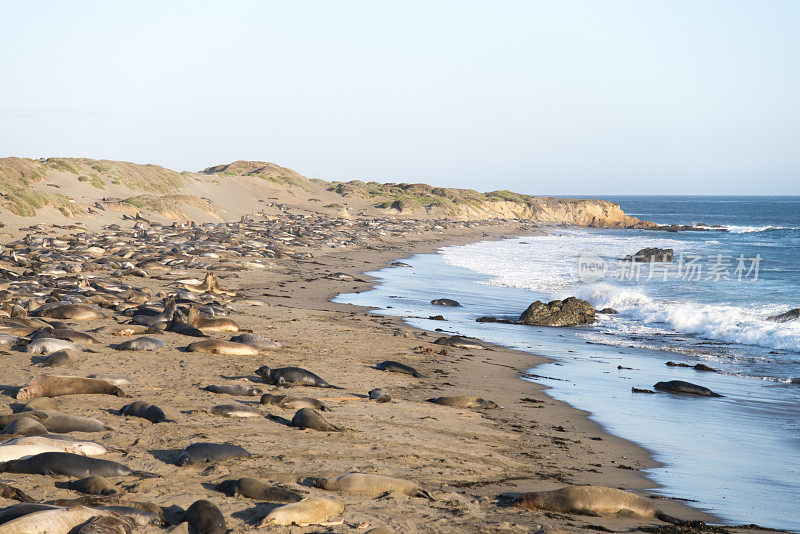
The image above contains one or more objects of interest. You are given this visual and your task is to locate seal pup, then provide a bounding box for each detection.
[176,442,252,466]
[0,482,34,503]
[130,297,176,327]
[209,404,261,418]
[183,499,226,534]
[2,417,48,436]
[430,298,460,307]
[203,384,263,396]
[40,349,83,367]
[654,380,722,397]
[75,515,135,534]
[433,335,486,349]
[25,337,82,355]
[113,337,165,351]
[290,408,346,432]
[118,401,168,423]
[368,389,392,403]
[260,394,331,411]
[16,375,127,401]
[185,339,260,356]
[57,476,118,496]
[255,366,343,388]
[513,485,679,522]
[258,497,344,527]
[229,333,280,350]
[374,361,422,377]
[18,397,60,411]
[306,473,433,499]
[0,452,158,478]
[427,396,499,409]
[215,478,304,502]
[0,411,110,433]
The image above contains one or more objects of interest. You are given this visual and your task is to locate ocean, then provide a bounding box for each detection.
[334,196,800,531]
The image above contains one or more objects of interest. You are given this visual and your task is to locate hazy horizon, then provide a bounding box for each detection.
[2,1,798,195]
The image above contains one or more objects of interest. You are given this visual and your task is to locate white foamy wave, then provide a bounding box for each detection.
[719,225,799,234]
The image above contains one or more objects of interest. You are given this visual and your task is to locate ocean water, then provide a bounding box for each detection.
[335,196,800,531]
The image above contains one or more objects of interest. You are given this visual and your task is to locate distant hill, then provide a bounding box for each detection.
[0,157,655,229]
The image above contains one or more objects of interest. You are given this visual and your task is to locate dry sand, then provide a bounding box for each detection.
[0,215,775,533]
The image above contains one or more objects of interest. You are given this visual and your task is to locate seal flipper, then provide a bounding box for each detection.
[655,511,683,525]
[414,489,435,501]
[131,470,161,479]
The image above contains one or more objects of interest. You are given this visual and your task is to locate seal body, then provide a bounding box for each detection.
[229,333,280,350]
[38,304,104,320]
[209,404,261,418]
[375,361,421,377]
[0,411,109,433]
[260,394,330,411]
[216,478,304,502]
[16,375,127,401]
[433,336,486,349]
[427,396,498,409]
[0,452,156,478]
[203,384,263,396]
[256,366,342,388]
[513,485,672,520]
[0,506,114,534]
[259,497,344,527]
[119,401,167,423]
[291,408,344,432]
[61,476,118,496]
[654,380,722,397]
[368,389,392,403]
[177,442,251,466]
[310,473,433,499]
[186,340,259,356]
[184,500,226,534]
[431,298,460,307]
[25,338,82,355]
[114,337,165,351]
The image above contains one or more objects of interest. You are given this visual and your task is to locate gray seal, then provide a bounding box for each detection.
[654,380,722,397]
[255,366,343,389]
[177,442,252,466]
[56,476,118,496]
[184,499,226,534]
[216,478,304,502]
[290,408,346,432]
[0,411,110,433]
[203,384,263,396]
[260,394,330,411]
[0,482,34,502]
[118,401,168,423]
[375,361,422,377]
[114,337,165,351]
[431,298,460,307]
[368,389,392,403]
[0,452,158,478]
[229,333,280,350]
[427,396,499,409]
[40,349,83,367]
[2,417,48,436]
[433,335,487,349]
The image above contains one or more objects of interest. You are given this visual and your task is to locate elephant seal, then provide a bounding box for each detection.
[118,401,168,423]
[0,436,110,458]
[431,298,460,307]
[57,476,118,496]
[40,349,83,367]
[176,442,252,466]
[2,417,47,436]
[260,394,330,411]
[25,338,82,355]
[209,404,261,418]
[76,515,135,534]
[258,497,344,527]
[427,396,498,409]
[113,337,165,351]
[130,297,176,327]
[16,375,127,401]
[184,499,226,534]
[37,304,104,320]
[0,506,115,534]
[46,496,164,525]
[255,366,343,388]
[0,452,157,478]
[306,473,433,499]
[0,411,110,433]
[513,485,678,522]
[185,339,260,356]
[653,380,722,397]
[433,335,487,349]
[290,408,346,432]
[375,361,422,377]
[0,482,34,502]
[368,388,392,403]
[216,478,304,502]
[229,333,280,350]
[203,384,263,396]
[49,328,99,345]
[18,397,60,411]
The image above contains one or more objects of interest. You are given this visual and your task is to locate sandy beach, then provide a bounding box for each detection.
[0,208,780,533]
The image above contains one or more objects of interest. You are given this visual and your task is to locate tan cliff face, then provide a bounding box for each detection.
[0,157,654,229]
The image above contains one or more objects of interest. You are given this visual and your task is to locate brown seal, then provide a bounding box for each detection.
[16,375,128,401]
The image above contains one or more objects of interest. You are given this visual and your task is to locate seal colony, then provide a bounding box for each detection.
[0,204,754,533]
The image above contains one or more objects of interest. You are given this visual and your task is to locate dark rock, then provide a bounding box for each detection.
[666,361,691,367]
[518,297,596,327]
[766,308,800,323]
[428,315,445,321]
[475,316,517,324]
[631,387,657,394]
[597,308,618,314]
[624,248,674,262]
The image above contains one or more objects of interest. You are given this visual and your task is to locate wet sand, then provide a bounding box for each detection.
[0,214,775,532]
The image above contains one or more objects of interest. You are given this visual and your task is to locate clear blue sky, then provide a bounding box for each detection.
[1,1,798,195]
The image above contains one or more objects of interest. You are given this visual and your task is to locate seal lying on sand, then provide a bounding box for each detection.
[216,478,304,502]
[0,452,157,478]
[177,442,252,466]
[305,473,433,499]
[2,418,48,436]
[118,401,168,423]
[427,396,498,409]
[229,333,280,350]
[255,366,343,388]
[513,485,678,522]
[36,304,104,321]
[375,361,422,377]
[433,335,486,349]
[113,337,165,351]
[40,349,83,367]
[186,340,260,356]
[258,497,344,527]
[25,338,82,355]
[368,389,392,403]
[16,375,127,401]
[203,384,263,396]
[209,404,261,418]
[0,505,116,534]
[75,515,135,534]
[0,482,34,503]
[654,380,722,397]
[260,394,330,411]
[57,476,118,496]
[0,411,110,433]
[290,408,346,432]
[184,499,226,534]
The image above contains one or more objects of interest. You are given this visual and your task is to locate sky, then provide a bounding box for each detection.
[1,1,798,195]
